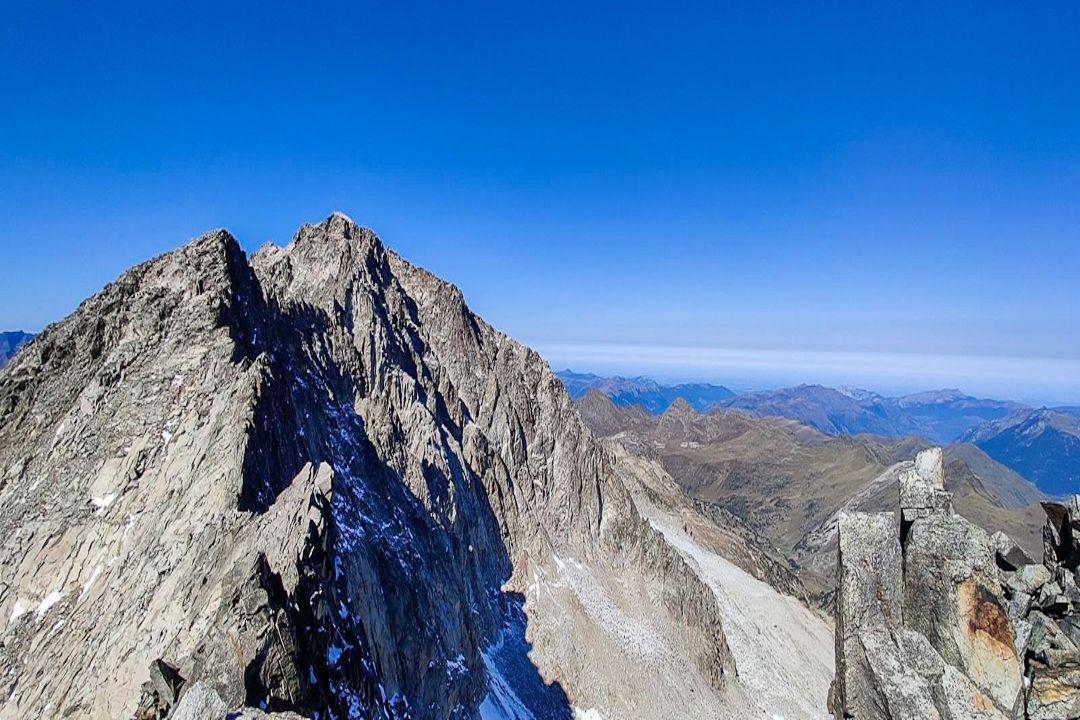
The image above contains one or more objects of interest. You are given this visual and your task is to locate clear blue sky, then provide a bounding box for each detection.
[2,2,1078,402]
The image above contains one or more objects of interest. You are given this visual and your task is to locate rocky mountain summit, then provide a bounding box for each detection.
[831,448,1080,719]
[0,214,736,719]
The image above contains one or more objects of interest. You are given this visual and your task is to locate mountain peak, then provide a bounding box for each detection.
[0,218,740,718]
[664,396,696,415]
[293,211,380,251]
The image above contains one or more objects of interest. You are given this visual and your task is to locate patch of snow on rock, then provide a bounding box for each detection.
[79,565,104,600]
[91,493,117,509]
[574,709,604,720]
[479,631,537,720]
[36,590,65,618]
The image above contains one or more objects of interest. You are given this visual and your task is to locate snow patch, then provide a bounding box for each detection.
[574,709,604,720]
[327,645,343,666]
[9,601,27,624]
[80,564,104,600]
[479,629,536,720]
[36,589,65,618]
[91,493,117,509]
[478,673,534,720]
[446,654,468,679]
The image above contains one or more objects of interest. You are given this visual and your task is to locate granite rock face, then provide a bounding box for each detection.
[832,448,1080,719]
[0,214,734,719]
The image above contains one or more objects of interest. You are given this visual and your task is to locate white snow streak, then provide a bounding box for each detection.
[80,564,104,600]
[91,493,117,509]
[478,632,536,720]
[36,589,65,618]
[574,709,605,720]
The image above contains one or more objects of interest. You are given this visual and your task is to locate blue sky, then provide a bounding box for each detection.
[2,2,1078,402]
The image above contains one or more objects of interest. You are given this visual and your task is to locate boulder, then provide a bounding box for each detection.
[903,512,1023,713]
[832,449,1034,720]
[170,682,309,720]
[899,448,952,525]
[1027,611,1079,662]
[1008,590,1035,625]
[1057,615,1080,648]
[994,530,1036,572]
[1027,663,1080,720]
[150,659,185,707]
[1042,499,1079,571]
[1009,564,1054,596]
[170,682,227,720]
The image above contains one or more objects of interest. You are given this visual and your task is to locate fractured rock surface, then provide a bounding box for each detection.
[832,448,1080,719]
[0,214,734,719]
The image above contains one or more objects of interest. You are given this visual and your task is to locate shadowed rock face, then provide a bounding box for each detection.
[0,214,733,719]
[832,449,1080,719]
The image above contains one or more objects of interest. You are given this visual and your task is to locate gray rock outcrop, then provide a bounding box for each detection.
[0,214,734,719]
[1014,497,1080,719]
[831,447,1080,719]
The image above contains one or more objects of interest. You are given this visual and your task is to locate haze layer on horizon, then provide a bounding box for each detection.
[1,2,1077,405]
[538,342,1080,407]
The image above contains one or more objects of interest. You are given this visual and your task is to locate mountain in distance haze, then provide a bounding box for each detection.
[560,372,1023,443]
[556,370,734,413]
[961,407,1080,497]
[718,384,1024,443]
[564,372,1079,498]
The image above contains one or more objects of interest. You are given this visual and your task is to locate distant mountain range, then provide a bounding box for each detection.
[559,370,1078,497]
[574,389,1048,597]
[556,369,734,413]
[0,331,33,367]
[960,407,1080,497]
[718,383,1023,443]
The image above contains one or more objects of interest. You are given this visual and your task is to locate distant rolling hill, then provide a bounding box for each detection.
[556,369,734,413]
[961,408,1080,497]
[0,331,33,368]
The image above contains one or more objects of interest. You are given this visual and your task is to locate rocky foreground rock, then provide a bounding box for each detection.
[831,447,1080,719]
[0,214,735,719]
